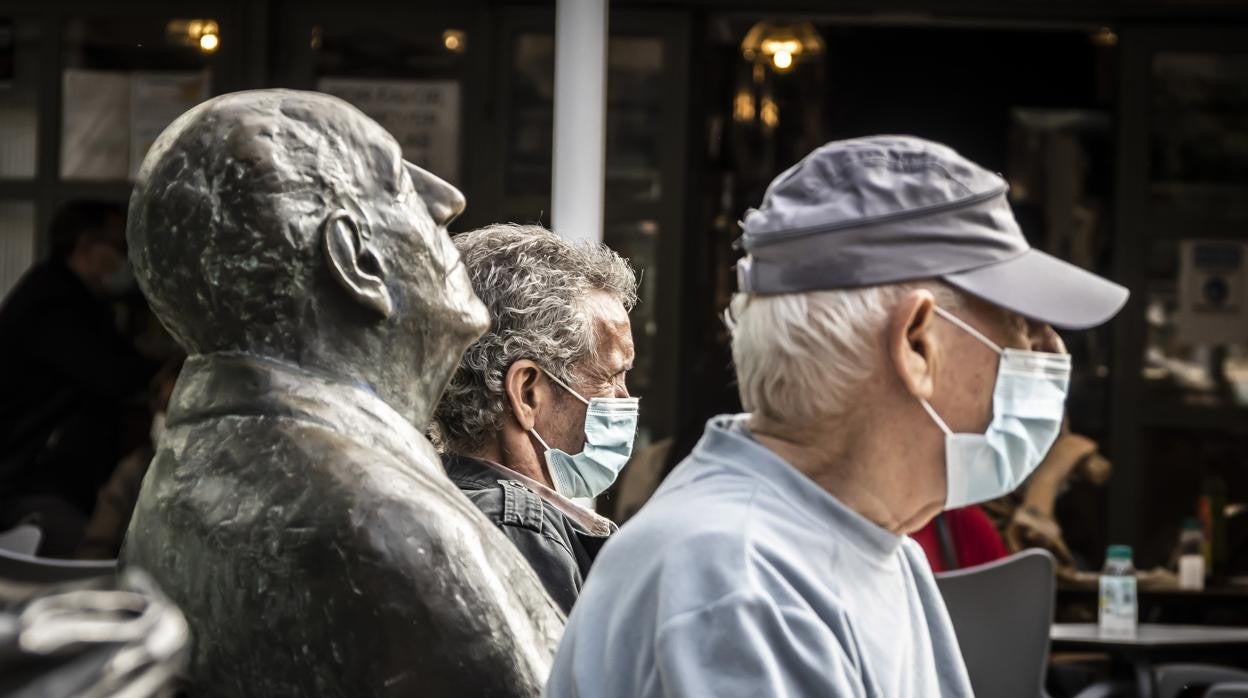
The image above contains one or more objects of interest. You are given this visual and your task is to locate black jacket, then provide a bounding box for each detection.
[0,262,155,510]
[443,453,614,613]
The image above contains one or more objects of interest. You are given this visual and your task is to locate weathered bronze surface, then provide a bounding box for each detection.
[0,571,189,698]
[121,89,564,696]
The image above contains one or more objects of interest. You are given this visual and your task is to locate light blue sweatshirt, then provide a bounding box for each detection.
[546,415,974,698]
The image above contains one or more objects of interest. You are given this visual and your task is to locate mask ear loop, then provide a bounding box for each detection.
[919,399,953,436]
[528,426,570,496]
[932,306,1004,355]
[528,426,565,493]
[529,427,552,450]
[531,368,586,452]
[522,368,587,450]
[924,305,1007,438]
[542,369,591,406]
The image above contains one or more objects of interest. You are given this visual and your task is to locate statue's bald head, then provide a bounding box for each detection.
[129,89,486,423]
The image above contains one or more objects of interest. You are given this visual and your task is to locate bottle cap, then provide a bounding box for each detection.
[1107,544,1133,560]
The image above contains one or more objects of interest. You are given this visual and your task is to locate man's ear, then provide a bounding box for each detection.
[322,210,393,318]
[504,359,546,432]
[888,289,938,400]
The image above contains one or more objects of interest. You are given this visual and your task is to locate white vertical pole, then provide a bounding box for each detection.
[552,0,608,244]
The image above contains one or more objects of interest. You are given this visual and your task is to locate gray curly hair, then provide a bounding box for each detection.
[433,224,638,454]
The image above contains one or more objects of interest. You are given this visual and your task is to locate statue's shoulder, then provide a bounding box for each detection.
[155,414,501,566]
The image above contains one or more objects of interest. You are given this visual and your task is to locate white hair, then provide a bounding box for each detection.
[727,282,964,427]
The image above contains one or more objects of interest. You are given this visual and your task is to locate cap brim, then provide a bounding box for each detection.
[942,249,1129,330]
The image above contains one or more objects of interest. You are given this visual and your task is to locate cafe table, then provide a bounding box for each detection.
[1050,623,1248,698]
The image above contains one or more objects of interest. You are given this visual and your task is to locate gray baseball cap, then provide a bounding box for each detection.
[736,135,1128,330]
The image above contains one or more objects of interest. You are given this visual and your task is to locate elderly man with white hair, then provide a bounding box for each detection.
[546,136,1129,697]
[433,224,639,615]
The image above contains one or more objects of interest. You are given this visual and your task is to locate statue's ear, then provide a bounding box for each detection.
[322,210,394,319]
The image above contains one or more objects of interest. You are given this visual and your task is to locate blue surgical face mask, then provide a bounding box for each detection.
[529,370,640,499]
[919,306,1071,510]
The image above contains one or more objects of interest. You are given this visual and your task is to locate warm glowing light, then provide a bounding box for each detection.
[1090,26,1118,48]
[166,18,221,54]
[442,29,467,54]
[733,89,755,123]
[761,38,800,72]
[760,97,779,129]
[760,39,800,57]
[741,22,823,75]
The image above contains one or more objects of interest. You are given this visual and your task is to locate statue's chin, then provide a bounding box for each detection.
[440,294,490,345]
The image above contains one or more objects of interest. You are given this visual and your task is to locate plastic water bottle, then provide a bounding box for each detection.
[1099,545,1138,638]
[1178,518,1206,591]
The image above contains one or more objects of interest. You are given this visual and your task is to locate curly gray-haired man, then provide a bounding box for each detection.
[433,223,639,613]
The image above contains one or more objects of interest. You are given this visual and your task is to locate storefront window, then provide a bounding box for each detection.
[1006,108,1117,430]
[503,29,670,444]
[1150,52,1248,219]
[604,218,660,406]
[60,17,216,181]
[505,33,664,202]
[313,22,467,184]
[1142,239,1248,409]
[0,19,39,179]
[0,200,34,297]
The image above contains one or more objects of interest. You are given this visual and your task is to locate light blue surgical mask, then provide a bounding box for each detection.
[920,306,1071,510]
[529,370,640,499]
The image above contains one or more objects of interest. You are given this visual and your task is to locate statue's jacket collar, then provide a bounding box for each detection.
[169,352,439,475]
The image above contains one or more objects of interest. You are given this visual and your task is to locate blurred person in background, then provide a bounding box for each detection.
[0,200,158,557]
[983,423,1118,584]
[78,356,183,560]
[433,223,639,614]
[911,505,1009,573]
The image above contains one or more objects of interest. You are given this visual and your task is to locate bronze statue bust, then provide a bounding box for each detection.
[121,89,564,696]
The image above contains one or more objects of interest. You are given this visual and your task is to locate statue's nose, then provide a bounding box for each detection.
[405,161,466,226]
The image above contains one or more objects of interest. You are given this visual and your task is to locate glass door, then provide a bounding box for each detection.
[492,9,691,449]
[1110,27,1248,573]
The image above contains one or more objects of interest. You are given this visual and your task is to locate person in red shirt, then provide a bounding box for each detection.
[912,505,1008,573]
